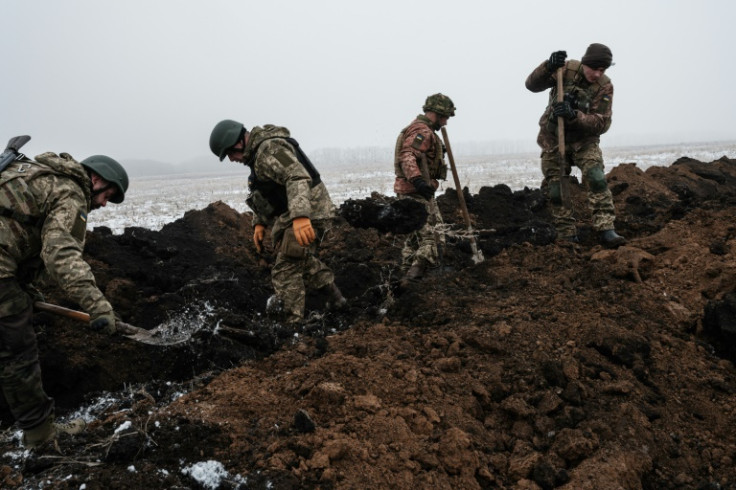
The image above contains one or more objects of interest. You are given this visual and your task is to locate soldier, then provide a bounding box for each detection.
[209,120,346,324]
[0,151,129,449]
[526,43,626,247]
[394,93,455,283]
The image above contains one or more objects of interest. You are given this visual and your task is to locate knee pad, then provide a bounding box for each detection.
[586,167,608,193]
[548,180,562,205]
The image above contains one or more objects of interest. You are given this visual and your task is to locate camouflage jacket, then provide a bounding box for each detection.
[243,125,335,241]
[393,115,447,195]
[0,152,113,317]
[526,59,613,151]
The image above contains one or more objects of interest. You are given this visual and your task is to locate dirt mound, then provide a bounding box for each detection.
[2,156,736,489]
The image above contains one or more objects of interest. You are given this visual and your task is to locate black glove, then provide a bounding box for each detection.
[552,100,577,121]
[410,177,436,201]
[547,50,567,72]
[24,285,45,304]
[90,312,119,336]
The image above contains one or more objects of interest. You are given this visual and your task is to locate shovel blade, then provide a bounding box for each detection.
[118,322,189,346]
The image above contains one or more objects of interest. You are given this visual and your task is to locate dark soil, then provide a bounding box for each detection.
[2,155,736,489]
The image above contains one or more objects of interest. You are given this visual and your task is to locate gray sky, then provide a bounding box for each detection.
[3,0,734,165]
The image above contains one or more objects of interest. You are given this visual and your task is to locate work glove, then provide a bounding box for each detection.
[292,217,316,247]
[253,224,266,253]
[547,50,567,72]
[24,284,45,305]
[552,100,577,121]
[410,177,436,201]
[90,312,118,336]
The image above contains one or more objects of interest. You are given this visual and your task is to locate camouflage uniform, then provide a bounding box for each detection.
[394,115,447,271]
[0,152,113,431]
[243,125,337,324]
[526,59,617,237]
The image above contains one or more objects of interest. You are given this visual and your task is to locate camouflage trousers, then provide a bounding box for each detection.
[272,222,335,324]
[0,280,54,430]
[398,194,445,272]
[541,143,616,237]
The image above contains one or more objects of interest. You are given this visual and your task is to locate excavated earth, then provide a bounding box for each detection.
[2,155,736,489]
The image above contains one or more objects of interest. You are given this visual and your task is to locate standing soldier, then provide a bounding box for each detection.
[0,149,129,450]
[526,43,626,246]
[394,93,455,283]
[209,120,346,325]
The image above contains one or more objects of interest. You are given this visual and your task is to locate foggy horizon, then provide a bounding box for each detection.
[4,0,734,167]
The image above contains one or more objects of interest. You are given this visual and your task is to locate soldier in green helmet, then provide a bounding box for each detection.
[0,148,129,450]
[209,120,346,325]
[393,93,455,284]
[526,43,626,247]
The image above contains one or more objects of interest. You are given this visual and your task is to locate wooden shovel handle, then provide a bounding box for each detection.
[441,126,473,231]
[34,301,139,335]
[556,66,566,157]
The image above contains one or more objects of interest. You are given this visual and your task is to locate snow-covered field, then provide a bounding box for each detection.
[90,141,736,234]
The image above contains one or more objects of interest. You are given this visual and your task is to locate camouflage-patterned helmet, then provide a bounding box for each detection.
[80,155,129,203]
[422,93,456,117]
[209,119,245,161]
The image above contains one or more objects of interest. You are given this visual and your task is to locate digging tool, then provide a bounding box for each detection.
[34,301,188,346]
[440,127,484,264]
[0,135,31,173]
[556,67,572,209]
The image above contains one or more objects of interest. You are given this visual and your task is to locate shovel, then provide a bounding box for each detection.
[441,127,484,264]
[556,67,572,209]
[34,301,188,346]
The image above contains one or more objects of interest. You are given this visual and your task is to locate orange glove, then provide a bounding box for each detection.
[292,217,315,246]
[253,224,266,253]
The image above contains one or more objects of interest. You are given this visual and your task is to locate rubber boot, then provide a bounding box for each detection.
[323,282,347,311]
[600,229,627,248]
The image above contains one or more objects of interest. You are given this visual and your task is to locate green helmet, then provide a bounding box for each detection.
[80,155,129,203]
[209,119,245,161]
[422,93,456,117]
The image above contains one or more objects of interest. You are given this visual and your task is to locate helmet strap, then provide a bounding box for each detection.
[91,183,113,199]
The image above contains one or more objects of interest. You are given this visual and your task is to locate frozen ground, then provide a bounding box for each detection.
[90,141,736,234]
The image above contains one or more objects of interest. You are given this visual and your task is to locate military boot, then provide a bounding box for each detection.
[23,416,86,450]
[399,261,427,288]
[265,295,284,317]
[600,229,627,248]
[322,282,347,311]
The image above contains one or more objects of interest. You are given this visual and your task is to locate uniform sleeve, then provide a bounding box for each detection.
[572,82,613,136]
[255,140,313,219]
[39,180,113,318]
[398,125,434,181]
[525,60,555,93]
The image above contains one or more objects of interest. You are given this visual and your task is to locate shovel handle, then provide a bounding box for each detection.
[556,67,566,157]
[35,301,90,322]
[34,301,140,335]
[441,127,473,230]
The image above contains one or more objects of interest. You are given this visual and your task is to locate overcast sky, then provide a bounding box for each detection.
[3,0,734,166]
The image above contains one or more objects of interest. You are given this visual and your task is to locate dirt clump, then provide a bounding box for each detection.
[1,155,736,489]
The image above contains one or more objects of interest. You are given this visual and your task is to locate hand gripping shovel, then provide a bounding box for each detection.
[441,127,484,264]
[34,302,188,346]
[556,67,572,209]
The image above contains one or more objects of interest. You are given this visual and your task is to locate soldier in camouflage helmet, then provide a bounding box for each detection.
[209,120,346,324]
[393,93,455,283]
[0,149,129,450]
[526,43,626,247]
